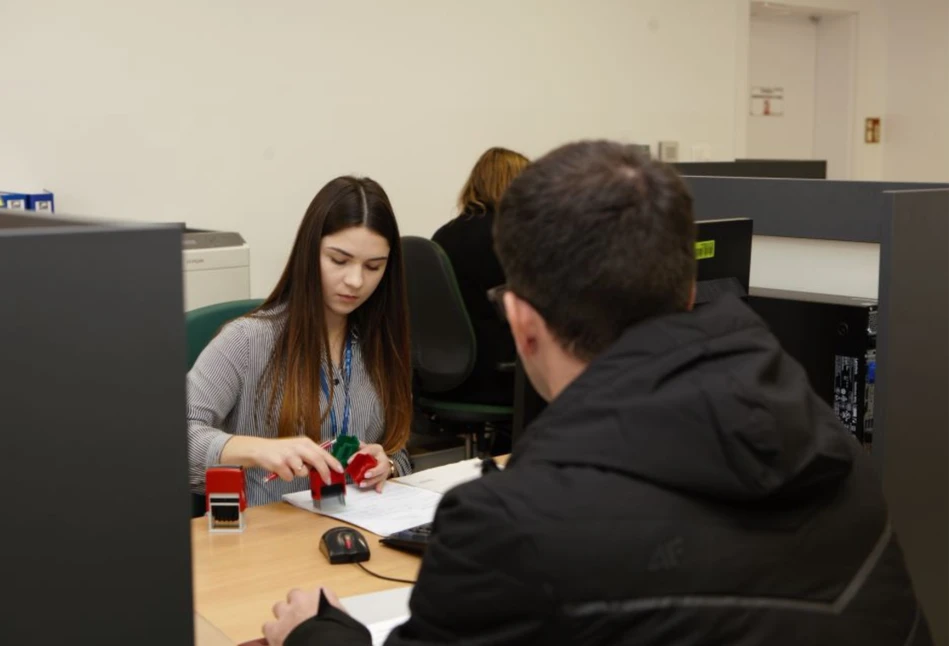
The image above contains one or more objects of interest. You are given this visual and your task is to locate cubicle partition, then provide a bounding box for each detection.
[0,211,194,645]
[874,189,949,646]
[683,176,947,242]
[674,159,827,179]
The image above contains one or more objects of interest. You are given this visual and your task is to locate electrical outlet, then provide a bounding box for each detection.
[692,143,712,161]
[658,141,679,162]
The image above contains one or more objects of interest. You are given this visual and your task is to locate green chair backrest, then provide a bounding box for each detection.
[401,236,478,393]
[185,299,264,370]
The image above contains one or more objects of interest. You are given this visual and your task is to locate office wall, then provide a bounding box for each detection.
[751,236,880,298]
[751,0,949,183]
[747,15,818,160]
[733,1,752,163]
[0,0,744,296]
[882,0,949,182]
[813,14,858,179]
[735,0,888,180]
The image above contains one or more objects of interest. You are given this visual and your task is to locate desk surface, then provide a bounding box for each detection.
[195,612,239,646]
[192,501,422,643]
[193,456,508,644]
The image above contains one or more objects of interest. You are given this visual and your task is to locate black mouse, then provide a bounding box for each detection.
[320,527,370,564]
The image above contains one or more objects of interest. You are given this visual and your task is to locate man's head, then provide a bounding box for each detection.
[494,140,696,401]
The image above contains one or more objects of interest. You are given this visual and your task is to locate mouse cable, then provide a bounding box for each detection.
[354,562,417,585]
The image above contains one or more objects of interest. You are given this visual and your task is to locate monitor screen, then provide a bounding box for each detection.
[694,218,753,305]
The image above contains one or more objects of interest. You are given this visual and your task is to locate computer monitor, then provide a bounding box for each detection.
[511,217,754,447]
[1,210,194,644]
[693,217,753,305]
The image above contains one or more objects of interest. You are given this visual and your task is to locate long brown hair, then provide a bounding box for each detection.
[255,176,412,454]
[457,147,529,216]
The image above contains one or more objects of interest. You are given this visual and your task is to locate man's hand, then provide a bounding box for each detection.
[263,587,345,646]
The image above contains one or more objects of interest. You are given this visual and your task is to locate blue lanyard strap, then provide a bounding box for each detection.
[320,332,354,438]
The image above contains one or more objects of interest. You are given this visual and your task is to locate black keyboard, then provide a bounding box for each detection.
[380,522,433,554]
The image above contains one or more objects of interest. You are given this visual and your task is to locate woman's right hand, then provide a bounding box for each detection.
[222,436,344,484]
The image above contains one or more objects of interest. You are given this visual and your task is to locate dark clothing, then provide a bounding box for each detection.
[289,296,930,646]
[285,591,371,646]
[431,208,515,406]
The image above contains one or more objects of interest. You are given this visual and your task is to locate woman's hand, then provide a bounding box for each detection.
[258,437,345,485]
[222,436,344,484]
[356,442,393,493]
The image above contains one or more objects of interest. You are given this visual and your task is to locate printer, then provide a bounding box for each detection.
[182,229,251,311]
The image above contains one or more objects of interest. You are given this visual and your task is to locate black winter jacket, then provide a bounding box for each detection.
[289,296,930,645]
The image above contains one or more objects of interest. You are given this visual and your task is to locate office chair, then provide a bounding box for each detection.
[185,299,264,370]
[401,237,513,458]
[185,298,264,517]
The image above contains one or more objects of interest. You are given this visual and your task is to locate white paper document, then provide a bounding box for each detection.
[343,587,413,646]
[393,458,486,495]
[282,481,441,536]
[367,615,409,645]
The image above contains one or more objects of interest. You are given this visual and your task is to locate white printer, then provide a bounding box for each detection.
[182,229,251,311]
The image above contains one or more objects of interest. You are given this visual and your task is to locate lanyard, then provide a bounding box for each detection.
[320,332,353,438]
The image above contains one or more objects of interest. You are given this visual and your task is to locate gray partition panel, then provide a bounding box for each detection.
[685,177,947,243]
[674,159,826,179]
[1,217,194,645]
[0,207,89,228]
[874,189,949,645]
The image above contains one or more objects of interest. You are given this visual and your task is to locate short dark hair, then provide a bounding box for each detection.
[494,140,696,360]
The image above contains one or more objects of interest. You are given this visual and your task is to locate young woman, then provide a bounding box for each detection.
[188,176,413,506]
[432,147,529,406]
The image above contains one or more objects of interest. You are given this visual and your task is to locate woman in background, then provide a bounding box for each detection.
[432,147,529,406]
[187,176,413,506]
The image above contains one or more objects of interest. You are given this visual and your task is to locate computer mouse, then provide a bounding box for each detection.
[320,527,371,564]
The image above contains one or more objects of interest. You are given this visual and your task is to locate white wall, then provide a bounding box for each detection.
[747,15,818,159]
[736,0,889,180]
[813,14,858,179]
[882,0,949,182]
[732,4,753,160]
[0,0,744,297]
[751,236,880,298]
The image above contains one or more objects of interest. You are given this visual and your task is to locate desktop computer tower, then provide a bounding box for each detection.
[747,288,877,449]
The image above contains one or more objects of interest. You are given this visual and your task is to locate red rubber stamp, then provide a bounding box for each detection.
[205,465,247,533]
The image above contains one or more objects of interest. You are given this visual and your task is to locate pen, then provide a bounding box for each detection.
[264,439,335,483]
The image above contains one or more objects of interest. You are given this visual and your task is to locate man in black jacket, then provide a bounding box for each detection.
[264,140,930,645]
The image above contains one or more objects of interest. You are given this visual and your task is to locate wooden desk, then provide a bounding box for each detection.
[192,503,422,643]
[193,457,507,643]
[196,612,239,646]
